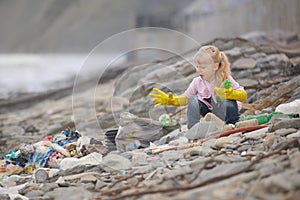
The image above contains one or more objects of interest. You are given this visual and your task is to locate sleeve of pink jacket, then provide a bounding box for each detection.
[184,78,197,97]
[229,76,244,91]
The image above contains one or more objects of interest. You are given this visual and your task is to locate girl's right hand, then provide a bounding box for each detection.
[149,88,188,107]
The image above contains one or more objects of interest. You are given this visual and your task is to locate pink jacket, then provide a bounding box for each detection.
[184,75,244,110]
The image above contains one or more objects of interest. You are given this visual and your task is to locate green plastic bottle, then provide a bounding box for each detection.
[242,112,296,125]
[220,79,232,89]
[217,79,232,104]
[159,114,171,126]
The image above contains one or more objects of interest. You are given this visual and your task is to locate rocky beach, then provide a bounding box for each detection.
[1,31,300,200]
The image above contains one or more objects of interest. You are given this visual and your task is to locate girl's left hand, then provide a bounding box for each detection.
[214,87,247,102]
[214,87,233,99]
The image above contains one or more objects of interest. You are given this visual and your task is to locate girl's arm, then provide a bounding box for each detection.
[214,76,247,102]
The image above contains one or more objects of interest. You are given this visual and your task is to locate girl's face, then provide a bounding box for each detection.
[194,55,218,82]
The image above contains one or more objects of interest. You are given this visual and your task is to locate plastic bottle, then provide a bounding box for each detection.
[125,140,141,151]
[241,112,297,125]
[159,114,171,126]
[220,79,232,89]
[217,79,232,104]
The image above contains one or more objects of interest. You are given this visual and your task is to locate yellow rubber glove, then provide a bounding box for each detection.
[214,87,247,102]
[149,88,188,107]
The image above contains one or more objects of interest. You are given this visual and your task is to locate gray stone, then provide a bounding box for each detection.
[2,125,25,136]
[202,138,217,148]
[256,160,285,178]
[25,190,45,198]
[131,152,148,166]
[40,183,58,193]
[286,131,300,139]
[82,183,95,190]
[232,58,256,69]
[250,52,267,60]
[274,128,297,136]
[0,194,9,200]
[102,153,132,172]
[258,54,290,69]
[270,137,288,151]
[95,180,107,190]
[290,151,300,168]
[262,171,299,193]
[233,69,253,79]
[80,174,98,183]
[183,147,201,159]
[46,187,93,200]
[168,136,189,146]
[236,78,258,88]
[237,144,252,152]
[198,162,250,182]
[185,122,220,140]
[252,143,266,151]
[244,127,268,140]
[223,47,242,58]
[131,165,155,174]
[154,129,183,145]
[269,118,300,132]
[215,154,248,163]
[199,146,217,157]
[241,47,256,54]
[160,150,184,162]
[211,137,241,149]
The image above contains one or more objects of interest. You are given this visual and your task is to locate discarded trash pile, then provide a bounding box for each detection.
[1,128,108,175]
[1,32,300,199]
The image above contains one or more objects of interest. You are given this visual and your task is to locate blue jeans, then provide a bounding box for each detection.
[187,96,239,129]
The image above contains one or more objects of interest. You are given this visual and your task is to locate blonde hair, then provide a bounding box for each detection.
[194,45,231,86]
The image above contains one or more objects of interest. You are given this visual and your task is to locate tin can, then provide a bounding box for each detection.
[34,168,49,183]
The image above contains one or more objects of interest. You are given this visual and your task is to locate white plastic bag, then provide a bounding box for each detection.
[276,99,300,114]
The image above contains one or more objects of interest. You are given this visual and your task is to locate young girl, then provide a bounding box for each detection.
[149,45,247,129]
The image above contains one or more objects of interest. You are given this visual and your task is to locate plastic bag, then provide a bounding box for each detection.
[115,112,175,151]
[276,99,300,114]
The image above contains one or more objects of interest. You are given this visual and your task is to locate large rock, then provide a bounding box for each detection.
[232,58,256,69]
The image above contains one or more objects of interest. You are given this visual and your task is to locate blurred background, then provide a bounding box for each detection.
[0,0,299,101]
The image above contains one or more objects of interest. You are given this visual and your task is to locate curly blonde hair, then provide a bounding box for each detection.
[194,45,231,86]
